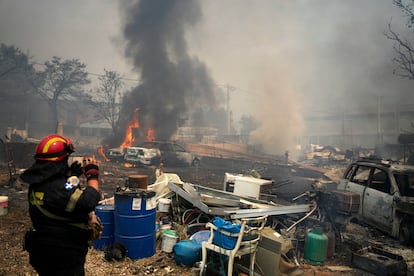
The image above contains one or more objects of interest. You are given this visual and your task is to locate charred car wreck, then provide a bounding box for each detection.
[138,141,201,167]
[324,159,414,244]
[124,146,160,166]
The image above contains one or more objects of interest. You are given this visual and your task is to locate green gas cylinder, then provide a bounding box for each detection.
[304,226,328,265]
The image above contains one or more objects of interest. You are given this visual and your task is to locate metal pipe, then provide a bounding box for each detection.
[286,201,318,232]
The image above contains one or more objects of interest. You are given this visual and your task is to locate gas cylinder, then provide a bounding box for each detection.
[304,225,328,265]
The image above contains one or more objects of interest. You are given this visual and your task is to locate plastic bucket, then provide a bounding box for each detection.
[160,223,171,231]
[0,196,8,216]
[159,216,171,231]
[161,230,179,253]
[114,190,157,259]
[190,230,211,244]
[93,204,114,251]
[158,198,171,212]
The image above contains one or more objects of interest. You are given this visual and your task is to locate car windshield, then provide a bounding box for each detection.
[139,142,158,149]
[127,149,138,154]
[173,144,186,152]
[394,173,414,197]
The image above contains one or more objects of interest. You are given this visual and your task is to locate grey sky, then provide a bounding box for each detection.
[0,0,412,153]
[0,1,128,79]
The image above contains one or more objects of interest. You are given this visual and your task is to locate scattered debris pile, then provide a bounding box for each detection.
[300,144,376,166]
[1,146,414,275]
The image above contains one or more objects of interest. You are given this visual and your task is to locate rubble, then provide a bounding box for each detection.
[0,156,413,275]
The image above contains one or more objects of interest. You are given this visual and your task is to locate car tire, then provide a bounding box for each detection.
[192,158,201,167]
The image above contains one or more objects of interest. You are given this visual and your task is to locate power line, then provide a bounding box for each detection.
[31,61,140,83]
[215,83,250,94]
[87,72,140,82]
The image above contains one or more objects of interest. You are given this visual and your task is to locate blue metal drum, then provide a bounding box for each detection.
[93,204,115,251]
[114,190,156,259]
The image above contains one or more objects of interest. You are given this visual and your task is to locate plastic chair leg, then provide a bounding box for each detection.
[249,252,257,276]
[227,256,235,276]
[199,246,207,276]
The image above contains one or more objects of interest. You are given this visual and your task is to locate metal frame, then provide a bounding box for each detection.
[168,181,312,219]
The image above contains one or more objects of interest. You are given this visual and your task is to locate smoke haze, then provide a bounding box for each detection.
[119,0,217,141]
[189,1,413,152]
[1,0,413,152]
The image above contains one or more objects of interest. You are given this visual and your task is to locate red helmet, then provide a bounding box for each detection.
[34,134,75,162]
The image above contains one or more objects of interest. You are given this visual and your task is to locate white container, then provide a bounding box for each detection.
[160,223,171,231]
[0,196,8,216]
[159,215,171,231]
[158,198,171,213]
[233,176,272,199]
[161,230,179,253]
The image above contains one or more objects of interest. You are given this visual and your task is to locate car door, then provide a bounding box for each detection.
[171,143,192,165]
[158,143,176,165]
[363,168,393,230]
[344,164,371,215]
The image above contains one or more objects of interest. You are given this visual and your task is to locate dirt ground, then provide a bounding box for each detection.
[0,160,413,275]
[0,162,201,276]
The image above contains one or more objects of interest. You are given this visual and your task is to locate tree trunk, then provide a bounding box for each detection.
[49,100,58,133]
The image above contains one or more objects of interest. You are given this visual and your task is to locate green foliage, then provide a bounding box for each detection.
[0,44,36,97]
[33,56,90,129]
[0,44,31,78]
[36,56,90,101]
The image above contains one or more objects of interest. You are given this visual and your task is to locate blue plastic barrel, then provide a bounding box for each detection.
[114,190,156,259]
[173,240,202,266]
[93,204,114,251]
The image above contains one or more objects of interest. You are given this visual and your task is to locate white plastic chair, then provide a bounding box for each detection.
[199,215,267,276]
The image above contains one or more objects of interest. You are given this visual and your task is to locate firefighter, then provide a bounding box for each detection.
[21,134,101,276]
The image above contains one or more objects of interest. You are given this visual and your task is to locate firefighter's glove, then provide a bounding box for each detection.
[88,212,103,241]
[69,161,83,177]
[84,163,99,181]
[89,217,103,241]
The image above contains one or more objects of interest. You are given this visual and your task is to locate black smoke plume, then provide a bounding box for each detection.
[118,0,217,143]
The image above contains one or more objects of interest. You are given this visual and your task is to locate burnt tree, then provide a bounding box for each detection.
[89,69,124,138]
[34,57,90,131]
[386,0,414,79]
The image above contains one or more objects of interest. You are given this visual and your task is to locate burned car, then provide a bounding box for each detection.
[337,159,414,244]
[106,147,126,162]
[137,141,201,167]
[124,146,160,166]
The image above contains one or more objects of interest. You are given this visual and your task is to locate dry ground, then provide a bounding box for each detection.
[0,161,413,275]
[0,162,200,276]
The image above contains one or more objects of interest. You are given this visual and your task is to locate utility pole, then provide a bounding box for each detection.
[226,84,235,136]
[377,96,383,145]
[342,109,346,148]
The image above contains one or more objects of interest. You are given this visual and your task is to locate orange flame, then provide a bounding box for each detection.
[98,145,110,162]
[124,162,134,168]
[146,127,155,141]
[120,107,139,148]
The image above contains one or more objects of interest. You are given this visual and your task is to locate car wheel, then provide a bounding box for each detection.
[192,158,201,167]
